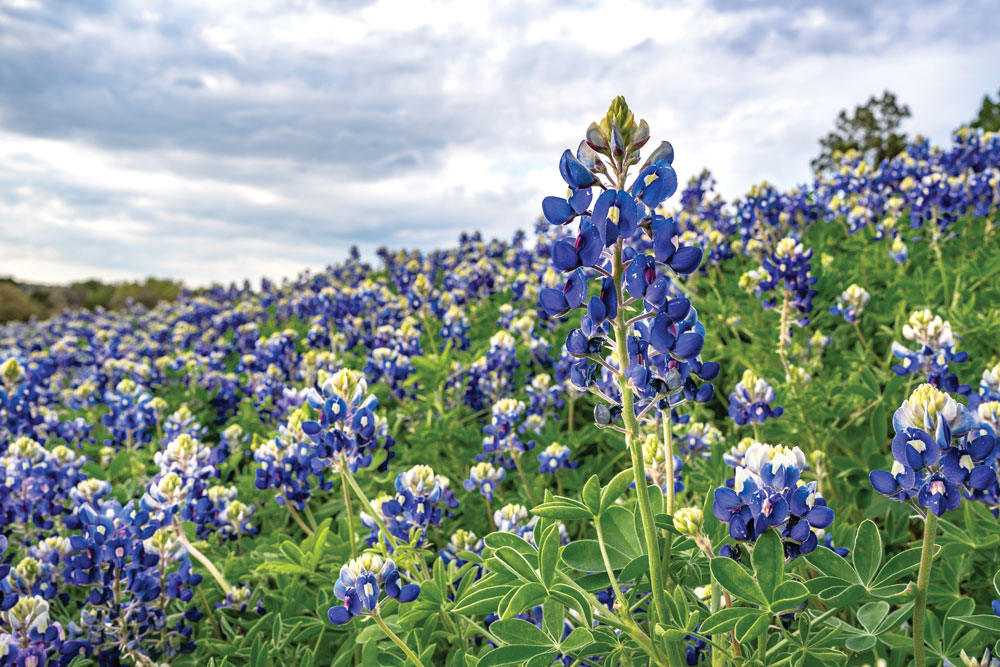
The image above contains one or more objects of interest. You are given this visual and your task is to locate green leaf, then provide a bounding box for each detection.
[852,520,883,585]
[599,468,634,513]
[806,542,861,583]
[451,585,511,615]
[490,619,551,646]
[699,608,766,635]
[531,500,592,520]
[483,532,537,556]
[492,547,539,583]
[562,540,630,571]
[735,611,770,643]
[538,526,559,589]
[844,634,877,652]
[279,541,305,565]
[541,598,564,640]
[477,645,556,667]
[600,505,642,558]
[500,583,548,620]
[769,581,810,613]
[952,615,1000,635]
[711,557,767,607]
[752,529,783,602]
[873,547,922,587]
[560,627,594,652]
[550,584,593,629]
[582,475,602,515]
[857,601,890,634]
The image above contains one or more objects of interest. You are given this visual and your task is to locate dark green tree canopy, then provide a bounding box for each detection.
[967,88,1000,132]
[812,91,911,174]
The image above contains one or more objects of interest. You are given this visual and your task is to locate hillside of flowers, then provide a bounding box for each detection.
[1,98,1000,667]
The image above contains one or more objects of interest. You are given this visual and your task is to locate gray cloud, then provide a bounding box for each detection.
[0,0,998,285]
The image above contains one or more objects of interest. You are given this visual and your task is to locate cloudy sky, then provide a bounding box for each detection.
[1,0,998,285]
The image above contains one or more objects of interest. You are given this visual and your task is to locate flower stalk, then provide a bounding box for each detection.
[912,511,938,667]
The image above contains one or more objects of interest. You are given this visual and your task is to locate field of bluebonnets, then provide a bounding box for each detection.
[1,97,1000,667]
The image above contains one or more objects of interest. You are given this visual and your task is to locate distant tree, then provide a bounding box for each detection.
[967,88,1000,132]
[0,284,48,323]
[812,91,911,173]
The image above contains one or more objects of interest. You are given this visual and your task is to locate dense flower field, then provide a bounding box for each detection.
[2,98,1000,666]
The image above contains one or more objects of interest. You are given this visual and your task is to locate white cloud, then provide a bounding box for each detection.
[0,0,997,285]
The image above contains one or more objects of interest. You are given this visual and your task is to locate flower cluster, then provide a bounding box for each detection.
[728,370,783,426]
[891,310,970,395]
[537,97,717,423]
[327,554,419,625]
[751,237,818,330]
[362,465,457,549]
[713,442,834,559]
[829,284,870,322]
[480,399,536,469]
[870,384,995,516]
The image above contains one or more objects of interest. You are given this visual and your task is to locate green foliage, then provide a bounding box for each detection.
[812,90,911,173]
[967,87,1000,132]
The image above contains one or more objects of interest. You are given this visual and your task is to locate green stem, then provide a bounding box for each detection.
[662,416,675,517]
[594,519,629,615]
[852,320,876,361]
[177,525,232,594]
[342,470,358,560]
[512,452,536,505]
[373,608,425,667]
[661,414,675,580]
[777,290,792,381]
[342,464,400,550]
[710,575,725,667]
[913,511,938,667]
[610,241,670,643]
[567,396,575,434]
[196,584,224,639]
[287,504,314,536]
[303,504,319,531]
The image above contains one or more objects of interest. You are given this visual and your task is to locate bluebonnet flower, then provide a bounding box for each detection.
[364,465,456,549]
[301,369,396,474]
[974,401,1000,438]
[215,585,264,614]
[888,235,909,263]
[942,648,1000,667]
[480,399,536,469]
[891,310,971,395]
[0,595,84,665]
[462,332,520,411]
[440,530,485,567]
[537,442,578,474]
[327,554,419,625]
[713,442,834,559]
[536,98,716,424]
[161,404,207,444]
[493,503,537,541]
[463,462,505,501]
[755,237,818,329]
[829,284,870,322]
[523,373,564,432]
[871,384,991,516]
[100,378,160,451]
[970,361,1000,412]
[0,437,88,532]
[439,305,471,351]
[676,421,723,458]
[728,370,784,426]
